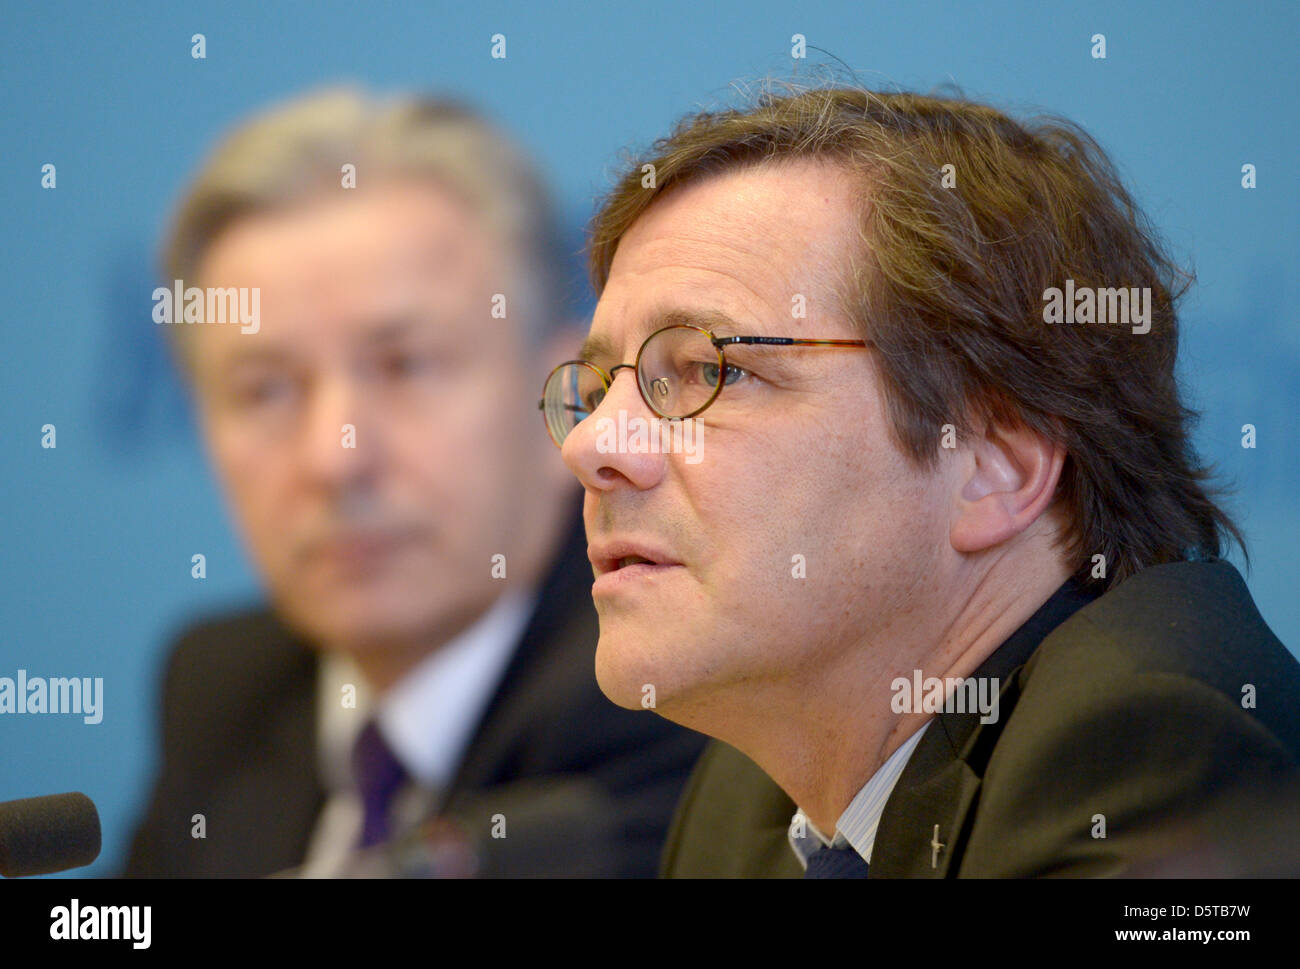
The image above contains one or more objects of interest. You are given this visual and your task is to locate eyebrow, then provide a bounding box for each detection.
[361,315,434,345]
[215,315,435,368]
[216,345,293,373]
[579,308,744,364]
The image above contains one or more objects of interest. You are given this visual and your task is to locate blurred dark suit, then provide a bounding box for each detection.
[663,560,1300,877]
[125,508,707,877]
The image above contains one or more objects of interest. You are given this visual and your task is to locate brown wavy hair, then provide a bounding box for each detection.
[588,86,1243,591]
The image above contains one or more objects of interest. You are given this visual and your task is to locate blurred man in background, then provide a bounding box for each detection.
[124,88,705,877]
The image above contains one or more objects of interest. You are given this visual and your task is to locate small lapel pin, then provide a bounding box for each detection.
[930,824,945,869]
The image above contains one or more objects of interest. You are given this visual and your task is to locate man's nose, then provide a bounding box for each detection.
[299,374,379,490]
[561,367,667,493]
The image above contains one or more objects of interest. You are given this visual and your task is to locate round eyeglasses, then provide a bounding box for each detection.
[539,323,869,447]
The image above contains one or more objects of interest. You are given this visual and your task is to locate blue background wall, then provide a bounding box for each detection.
[2,0,1296,875]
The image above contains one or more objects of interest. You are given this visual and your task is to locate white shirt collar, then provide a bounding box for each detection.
[316,588,535,795]
[789,720,931,867]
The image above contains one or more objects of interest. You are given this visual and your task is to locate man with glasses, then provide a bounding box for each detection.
[545,88,1300,877]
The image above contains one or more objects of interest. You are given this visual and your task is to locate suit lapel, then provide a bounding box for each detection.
[870,580,1098,877]
[198,612,325,876]
[229,648,325,874]
[444,498,591,795]
[869,677,1021,877]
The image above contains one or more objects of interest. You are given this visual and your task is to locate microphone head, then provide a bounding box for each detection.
[0,792,101,877]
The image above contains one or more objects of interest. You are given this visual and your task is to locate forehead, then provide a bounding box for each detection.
[591,158,862,350]
[189,181,508,369]
[199,179,496,302]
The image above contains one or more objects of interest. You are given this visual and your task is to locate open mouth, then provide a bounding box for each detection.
[589,541,683,590]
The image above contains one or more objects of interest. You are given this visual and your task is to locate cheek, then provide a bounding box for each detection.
[705,433,880,604]
[391,386,530,529]
[691,452,811,598]
[208,424,273,508]
[206,427,299,569]
[415,364,526,453]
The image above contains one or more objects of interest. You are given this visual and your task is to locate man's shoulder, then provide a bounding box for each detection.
[1018,560,1300,754]
[166,604,311,672]
[1044,560,1289,669]
[955,561,1300,875]
[155,606,318,732]
[128,607,323,876]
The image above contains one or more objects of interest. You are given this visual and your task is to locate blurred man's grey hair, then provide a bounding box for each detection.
[160,86,569,370]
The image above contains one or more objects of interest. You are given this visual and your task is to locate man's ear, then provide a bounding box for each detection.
[949,419,1066,554]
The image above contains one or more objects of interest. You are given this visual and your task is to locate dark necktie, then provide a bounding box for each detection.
[352,720,407,849]
[804,843,871,878]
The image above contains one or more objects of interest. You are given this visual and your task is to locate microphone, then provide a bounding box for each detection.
[0,792,101,877]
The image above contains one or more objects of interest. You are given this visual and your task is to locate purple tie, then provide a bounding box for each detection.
[352,720,407,849]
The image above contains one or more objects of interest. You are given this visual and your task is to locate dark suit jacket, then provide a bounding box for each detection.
[662,560,1300,877]
[124,507,707,877]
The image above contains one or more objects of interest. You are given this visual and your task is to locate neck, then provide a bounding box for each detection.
[671,545,1073,835]
[345,603,495,694]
